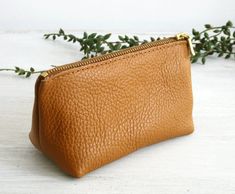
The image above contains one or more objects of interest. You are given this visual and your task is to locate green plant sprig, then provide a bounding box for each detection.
[191,20,235,64]
[0,67,43,77]
[44,29,158,59]
[0,21,234,77]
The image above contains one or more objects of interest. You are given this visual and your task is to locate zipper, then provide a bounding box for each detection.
[41,33,194,78]
[176,33,195,56]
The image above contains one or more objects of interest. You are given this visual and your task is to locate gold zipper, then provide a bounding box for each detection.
[176,33,195,56]
[41,33,194,78]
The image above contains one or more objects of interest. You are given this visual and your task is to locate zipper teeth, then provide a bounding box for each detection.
[43,37,179,78]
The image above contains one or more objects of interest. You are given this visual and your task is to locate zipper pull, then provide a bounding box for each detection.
[176,33,195,56]
[41,71,48,78]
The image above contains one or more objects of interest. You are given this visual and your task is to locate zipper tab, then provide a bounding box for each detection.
[41,71,48,78]
[176,33,195,56]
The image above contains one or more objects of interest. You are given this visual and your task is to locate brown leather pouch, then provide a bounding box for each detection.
[29,33,194,177]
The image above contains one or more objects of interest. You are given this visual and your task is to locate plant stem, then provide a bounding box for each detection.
[0,68,15,71]
[0,68,43,73]
[198,26,235,35]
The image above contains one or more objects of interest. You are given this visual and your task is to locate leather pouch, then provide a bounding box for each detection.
[29,33,194,177]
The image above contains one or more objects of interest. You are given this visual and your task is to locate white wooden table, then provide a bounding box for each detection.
[0,31,235,194]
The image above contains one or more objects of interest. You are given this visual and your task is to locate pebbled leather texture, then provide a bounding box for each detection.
[29,40,194,177]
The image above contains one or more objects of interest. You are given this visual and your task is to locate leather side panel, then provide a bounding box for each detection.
[29,76,42,150]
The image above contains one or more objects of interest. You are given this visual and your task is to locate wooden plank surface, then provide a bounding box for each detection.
[0,31,235,194]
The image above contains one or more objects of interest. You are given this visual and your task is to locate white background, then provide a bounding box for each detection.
[0,0,235,33]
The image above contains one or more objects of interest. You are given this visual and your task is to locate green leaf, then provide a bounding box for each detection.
[191,57,198,63]
[59,28,64,35]
[192,28,197,35]
[142,40,148,44]
[82,56,88,60]
[225,54,230,59]
[88,33,97,39]
[15,66,20,73]
[107,42,114,50]
[114,43,122,50]
[124,35,129,41]
[213,29,220,33]
[226,20,233,27]
[30,67,35,72]
[44,35,50,39]
[118,35,125,41]
[26,72,31,78]
[83,32,88,38]
[205,24,212,29]
[133,36,139,41]
[224,29,231,35]
[97,47,105,53]
[18,69,25,75]
[204,32,209,39]
[68,34,75,39]
[201,57,206,64]
[221,36,225,41]
[103,33,111,40]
